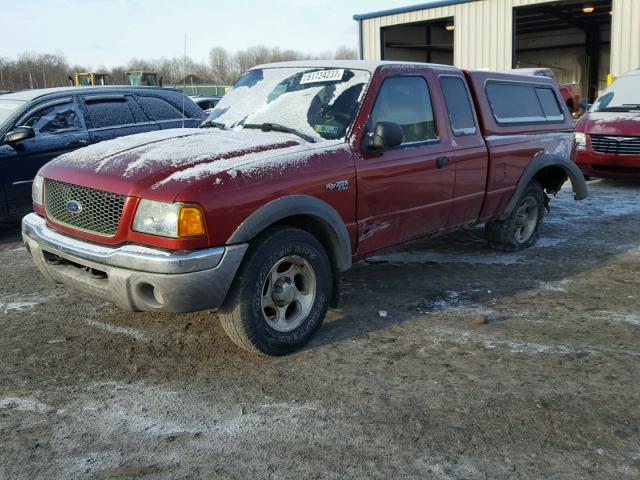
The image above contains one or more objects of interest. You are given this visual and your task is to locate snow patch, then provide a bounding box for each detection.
[432,327,572,354]
[52,128,206,168]
[83,319,147,341]
[0,397,51,413]
[0,300,39,314]
[369,250,524,265]
[211,67,370,141]
[589,312,640,326]
[0,292,61,314]
[538,279,572,292]
[153,140,345,187]
[535,237,568,248]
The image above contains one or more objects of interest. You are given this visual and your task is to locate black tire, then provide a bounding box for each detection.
[485,180,546,252]
[219,226,332,356]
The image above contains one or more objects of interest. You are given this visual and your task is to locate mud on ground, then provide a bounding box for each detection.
[1,179,639,479]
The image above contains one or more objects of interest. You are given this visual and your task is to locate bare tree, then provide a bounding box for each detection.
[334,46,358,60]
[209,47,238,85]
[0,46,364,91]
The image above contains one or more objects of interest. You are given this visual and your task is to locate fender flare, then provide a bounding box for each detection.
[226,195,352,272]
[501,154,588,219]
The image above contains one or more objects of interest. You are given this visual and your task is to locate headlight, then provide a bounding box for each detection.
[575,132,587,148]
[32,175,44,206]
[132,200,206,238]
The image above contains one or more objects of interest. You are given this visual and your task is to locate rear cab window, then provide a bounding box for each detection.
[439,76,477,136]
[486,81,565,125]
[370,76,438,145]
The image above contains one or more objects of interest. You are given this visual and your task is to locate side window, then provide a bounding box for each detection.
[439,76,477,136]
[85,99,135,129]
[486,82,565,124]
[137,96,184,121]
[22,103,83,135]
[370,76,437,144]
[535,87,564,121]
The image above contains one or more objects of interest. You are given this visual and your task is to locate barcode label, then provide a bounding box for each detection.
[300,69,345,85]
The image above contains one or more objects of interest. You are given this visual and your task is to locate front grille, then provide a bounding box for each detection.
[590,135,640,155]
[44,180,126,237]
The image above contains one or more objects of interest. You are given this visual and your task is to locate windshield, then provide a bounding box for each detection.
[204,67,371,141]
[0,100,25,126]
[592,76,640,112]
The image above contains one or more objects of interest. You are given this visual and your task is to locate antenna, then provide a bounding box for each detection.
[182,32,187,128]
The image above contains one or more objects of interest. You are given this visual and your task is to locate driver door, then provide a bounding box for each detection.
[355,73,455,255]
[0,98,89,215]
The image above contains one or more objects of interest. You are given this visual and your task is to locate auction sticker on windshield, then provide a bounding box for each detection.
[300,69,345,85]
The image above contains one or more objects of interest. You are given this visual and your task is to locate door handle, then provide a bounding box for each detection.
[66,140,89,147]
[435,157,449,169]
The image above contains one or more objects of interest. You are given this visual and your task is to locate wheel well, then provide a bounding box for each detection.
[533,166,568,194]
[274,215,343,270]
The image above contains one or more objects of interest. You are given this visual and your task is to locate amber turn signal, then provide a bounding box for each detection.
[178,206,206,237]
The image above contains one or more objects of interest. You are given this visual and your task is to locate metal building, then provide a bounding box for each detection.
[354,0,640,99]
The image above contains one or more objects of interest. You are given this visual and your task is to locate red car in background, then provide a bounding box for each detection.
[575,70,640,179]
[512,68,582,114]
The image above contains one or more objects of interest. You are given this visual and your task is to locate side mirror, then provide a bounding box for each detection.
[3,126,35,145]
[579,99,591,111]
[368,121,403,149]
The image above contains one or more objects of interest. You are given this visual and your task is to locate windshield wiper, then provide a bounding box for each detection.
[242,123,317,143]
[595,105,640,112]
[200,120,227,129]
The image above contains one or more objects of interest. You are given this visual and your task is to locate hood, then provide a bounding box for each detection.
[42,128,325,198]
[576,110,640,136]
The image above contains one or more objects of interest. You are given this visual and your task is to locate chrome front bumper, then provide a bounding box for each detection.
[22,213,248,312]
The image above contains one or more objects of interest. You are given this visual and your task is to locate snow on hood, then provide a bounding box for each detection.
[579,111,640,135]
[51,128,207,169]
[45,126,345,191]
[152,139,345,189]
[49,127,302,177]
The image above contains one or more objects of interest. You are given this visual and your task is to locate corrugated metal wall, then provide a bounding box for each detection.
[611,0,640,75]
[361,0,640,76]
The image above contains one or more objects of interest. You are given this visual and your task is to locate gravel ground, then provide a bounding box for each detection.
[1,179,639,480]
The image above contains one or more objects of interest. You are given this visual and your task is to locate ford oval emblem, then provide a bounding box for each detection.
[66,200,82,214]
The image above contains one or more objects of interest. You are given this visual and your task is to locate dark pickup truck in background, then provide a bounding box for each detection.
[22,60,587,355]
[0,87,204,220]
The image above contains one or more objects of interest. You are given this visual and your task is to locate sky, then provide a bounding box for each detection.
[0,0,420,67]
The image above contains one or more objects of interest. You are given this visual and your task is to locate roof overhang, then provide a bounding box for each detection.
[353,0,476,21]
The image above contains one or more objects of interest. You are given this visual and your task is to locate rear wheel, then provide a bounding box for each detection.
[219,226,331,355]
[485,180,546,252]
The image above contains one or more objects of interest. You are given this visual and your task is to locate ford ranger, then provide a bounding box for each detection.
[22,60,587,355]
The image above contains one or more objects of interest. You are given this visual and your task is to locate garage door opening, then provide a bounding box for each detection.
[381,17,454,65]
[514,0,612,103]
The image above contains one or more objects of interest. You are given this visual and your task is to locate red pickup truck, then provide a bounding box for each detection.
[575,69,640,178]
[22,61,587,355]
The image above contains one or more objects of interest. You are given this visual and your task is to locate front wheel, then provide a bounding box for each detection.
[485,180,546,252]
[218,226,332,355]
